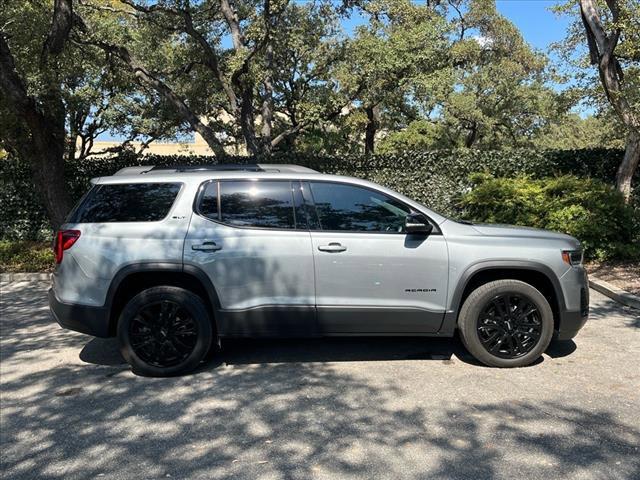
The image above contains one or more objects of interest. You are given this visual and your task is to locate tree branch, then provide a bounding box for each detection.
[0,34,32,115]
[579,0,609,55]
[87,38,229,157]
[180,6,239,114]
[219,0,245,50]
[42,0,74,62]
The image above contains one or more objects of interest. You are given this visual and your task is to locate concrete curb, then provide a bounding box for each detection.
[0,273,51,283]
[590,277,640,310]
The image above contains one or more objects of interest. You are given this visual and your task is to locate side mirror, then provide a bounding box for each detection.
[405,213,433,235]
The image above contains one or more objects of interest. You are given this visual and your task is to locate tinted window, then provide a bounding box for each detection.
[199,181,219,220]
[70,183,181,223]
[309,182,412,232]
[220,181,295,229]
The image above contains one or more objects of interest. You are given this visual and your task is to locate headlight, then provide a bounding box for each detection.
[562,249,583,266]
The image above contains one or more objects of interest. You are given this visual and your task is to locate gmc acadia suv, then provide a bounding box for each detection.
[49,164,589,376]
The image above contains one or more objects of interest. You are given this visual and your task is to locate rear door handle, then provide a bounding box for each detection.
[318,242,347,253]
[192,241,222,252]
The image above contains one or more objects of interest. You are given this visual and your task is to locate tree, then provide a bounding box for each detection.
[576,0,640,200]
[0,0,76,228]
[81,0,351,157]
[533,113,626,150]
[435,0,561,149]
[1,0,180,229]
[336,0,449,154]
[374,0,566,153]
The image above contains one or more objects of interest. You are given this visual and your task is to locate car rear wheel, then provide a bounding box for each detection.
[117,286,213,376]
[458,279,554,367]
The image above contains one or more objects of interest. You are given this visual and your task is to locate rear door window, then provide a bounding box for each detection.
[69,183,181,223]
[217,180,296,229]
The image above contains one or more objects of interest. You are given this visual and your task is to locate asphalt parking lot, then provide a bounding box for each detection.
[1,280,639,480]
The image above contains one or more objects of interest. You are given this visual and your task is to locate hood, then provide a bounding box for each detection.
[471,223,580,245]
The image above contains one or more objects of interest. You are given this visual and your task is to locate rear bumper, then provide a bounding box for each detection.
[49,288,111,337]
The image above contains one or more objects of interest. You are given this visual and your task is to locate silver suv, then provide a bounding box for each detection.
[49,164,589,376]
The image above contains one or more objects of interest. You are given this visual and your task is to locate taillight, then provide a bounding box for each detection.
[54,230,81,264]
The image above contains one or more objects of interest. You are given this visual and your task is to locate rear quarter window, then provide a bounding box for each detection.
[68,183,181,223]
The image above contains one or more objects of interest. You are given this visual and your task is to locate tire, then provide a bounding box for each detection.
[117,286,214,376]
[458,279,554,368]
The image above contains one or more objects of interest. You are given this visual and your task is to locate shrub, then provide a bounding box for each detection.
[460,175,640,260]
[0,241,54,273]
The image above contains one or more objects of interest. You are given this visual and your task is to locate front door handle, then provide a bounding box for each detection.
[192,241,222,252]
[318,242,347,253]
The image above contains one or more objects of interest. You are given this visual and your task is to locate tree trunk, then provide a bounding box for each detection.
[617,129,640,202]
[42,0,74,60]
[364,105,380,155]
[240,87,260,156]
[1,33,72,231]
[30,140,73,230]
[32,89,73,230]
[579,0,640,202]
[260,43,274,156]
[464,121,478,148]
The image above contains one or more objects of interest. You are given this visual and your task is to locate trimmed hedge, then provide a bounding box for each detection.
[0,148,632,240]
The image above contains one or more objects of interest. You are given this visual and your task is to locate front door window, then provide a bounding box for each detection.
[308,182,412,233]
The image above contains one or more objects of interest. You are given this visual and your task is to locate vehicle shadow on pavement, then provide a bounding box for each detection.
[79,335,476,367]
[79,334,577,370]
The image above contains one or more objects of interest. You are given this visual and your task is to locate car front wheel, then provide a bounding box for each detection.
[117,286,213,376]
[458,279,554,367]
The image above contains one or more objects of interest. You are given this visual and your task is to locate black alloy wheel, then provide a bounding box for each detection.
[118,286,213,376]
[457,279,554,368]
[129,300,199,368]
[476,293,542,359]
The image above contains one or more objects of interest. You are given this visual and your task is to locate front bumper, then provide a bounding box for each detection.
[554,276,589,340]
[49,288,111,337]
[555,309,588,340]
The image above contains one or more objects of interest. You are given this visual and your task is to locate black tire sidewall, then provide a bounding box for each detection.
[458,280,554,368]
[117,286,213,377]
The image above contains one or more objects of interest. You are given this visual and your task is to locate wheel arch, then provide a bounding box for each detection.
[105,262,221,336]
[447,261,565,332]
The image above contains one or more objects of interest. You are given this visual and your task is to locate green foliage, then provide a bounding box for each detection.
[0,0,183,164]
[333,0,450,144]
[378,120,451,153]
[0,241,54,273]
[460,174,640,260]
[460,173,547,227]
[423,0,563,150]
[533,113,626,150]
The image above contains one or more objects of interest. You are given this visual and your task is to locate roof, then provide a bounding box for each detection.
[114,164,318,176]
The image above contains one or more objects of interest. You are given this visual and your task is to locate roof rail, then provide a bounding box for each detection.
[114,164,318,175]
[113,166,154,176]
[153,164,264,172]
